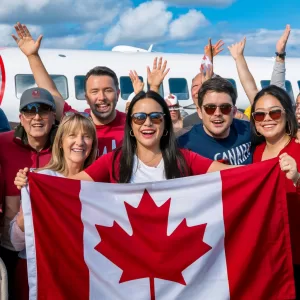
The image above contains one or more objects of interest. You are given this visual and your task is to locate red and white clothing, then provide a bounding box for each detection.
[85,149,213,183]
[0,130,52,251]
[253,138,300,264]
[63,103,126,157]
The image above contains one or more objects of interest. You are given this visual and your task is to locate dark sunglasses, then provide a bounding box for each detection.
[131,112,165,125]
[202,104,233,115]
[252,109,284,122]
[21,103,53,119]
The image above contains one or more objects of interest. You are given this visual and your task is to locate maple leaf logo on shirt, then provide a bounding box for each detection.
[95,189,212,299]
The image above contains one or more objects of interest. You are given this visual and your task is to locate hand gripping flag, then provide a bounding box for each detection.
[22,159,295,300]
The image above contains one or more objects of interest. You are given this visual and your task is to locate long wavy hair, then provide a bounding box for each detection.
[250,85,298,146]
[40,114,98,175]
[112,91,190,183]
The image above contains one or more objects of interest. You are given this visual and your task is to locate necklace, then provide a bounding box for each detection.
[139,153,162,167]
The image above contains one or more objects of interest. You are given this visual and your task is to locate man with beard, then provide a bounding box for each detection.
[12,23,125,156]
[13,23,168,156]
[178,77,252,165]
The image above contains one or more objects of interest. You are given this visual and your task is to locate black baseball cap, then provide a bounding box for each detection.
[19,88,56,111]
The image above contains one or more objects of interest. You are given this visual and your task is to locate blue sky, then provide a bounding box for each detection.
[0,0,299,56]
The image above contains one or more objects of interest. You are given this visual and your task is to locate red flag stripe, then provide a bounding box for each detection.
[221,159,295,299]
[28,173,89,300]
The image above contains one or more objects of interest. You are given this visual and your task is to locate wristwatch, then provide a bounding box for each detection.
[275,52,286,59]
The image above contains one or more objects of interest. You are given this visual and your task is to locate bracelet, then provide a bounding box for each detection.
[275,52,286,59]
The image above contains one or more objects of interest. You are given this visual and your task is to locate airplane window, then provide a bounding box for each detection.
[120,76,143,100]
[75,76,85,100]
[261,80,294,101]
[168,78,189,100]
[225,78,237,90]
[260,80,270,89]
[15,74,68,100]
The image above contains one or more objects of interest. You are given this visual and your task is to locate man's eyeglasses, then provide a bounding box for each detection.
[202,104,233,115]
[131,112,165,125]
[21,103,53,119]
[252,109,285,122]
[169,106,180,111]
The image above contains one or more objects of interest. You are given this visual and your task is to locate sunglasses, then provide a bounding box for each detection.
[252,109,284,122]
[169,106,180,111]
[131,112,165,125]
[202,104,233,115]
[21,103,53,119]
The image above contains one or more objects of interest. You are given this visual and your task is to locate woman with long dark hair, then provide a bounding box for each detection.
[250,85,300,297]
[64,91,234,183]
[14,91,230,186]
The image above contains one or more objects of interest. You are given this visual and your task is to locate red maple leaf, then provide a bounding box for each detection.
[95,189,212,299]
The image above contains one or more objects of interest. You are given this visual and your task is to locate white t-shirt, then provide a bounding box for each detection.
[130,155,166,183]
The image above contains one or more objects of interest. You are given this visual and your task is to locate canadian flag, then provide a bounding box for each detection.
[22,159,295,300]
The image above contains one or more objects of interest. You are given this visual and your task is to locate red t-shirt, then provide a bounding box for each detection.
[85,149,213,183]
[0,131,52,196]
[0,130,52,249]
[63,103,126,157]
[253,138,300,265]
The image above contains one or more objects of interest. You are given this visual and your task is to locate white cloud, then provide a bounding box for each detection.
[42,34,93,49]
[104,1,172,46]
[0,23,42,47]
[174,27,300,57]
[0,0,128,28]
[169,10,209,39]
[153,0,236,7]
[221,28,300,56]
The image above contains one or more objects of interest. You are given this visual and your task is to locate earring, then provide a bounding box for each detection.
[130,130,135,137]
[254,128,262,137]
[163,130,168,136]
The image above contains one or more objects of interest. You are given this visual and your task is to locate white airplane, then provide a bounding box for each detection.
[0,46,299,123]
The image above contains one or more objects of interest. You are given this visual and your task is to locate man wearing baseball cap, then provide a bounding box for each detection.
[0,87,56,298]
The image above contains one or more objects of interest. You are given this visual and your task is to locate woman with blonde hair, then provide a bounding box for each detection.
[11,112,97,300]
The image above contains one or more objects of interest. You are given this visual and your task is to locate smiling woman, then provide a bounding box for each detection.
[251,85,300,296]
[47,90,236,185]
[10,112,98,300]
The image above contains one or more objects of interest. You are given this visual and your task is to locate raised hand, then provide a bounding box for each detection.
[129,70,144,94]
[228,37,246,60]
[14,167,29,190]
[276,24,291,54]
[200,64,213,84]
[12,22,43,57]
[147,57,170,91]
[205,39,224,58]
[279,152,299,183]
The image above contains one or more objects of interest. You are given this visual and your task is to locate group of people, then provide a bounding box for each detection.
[0,21,299,299]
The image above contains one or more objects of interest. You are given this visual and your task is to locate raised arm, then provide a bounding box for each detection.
[228,37,258,105]
[147,57,170,93]
[129,70,144,94]
[12,23,65,120]
[270,25,291,90]
[205,39,224,64]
